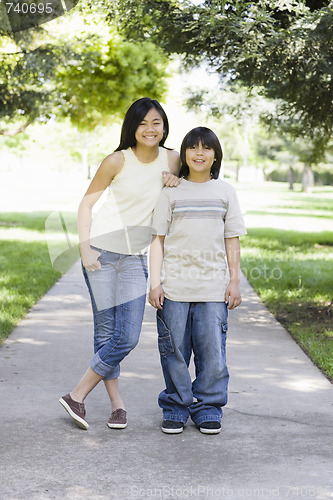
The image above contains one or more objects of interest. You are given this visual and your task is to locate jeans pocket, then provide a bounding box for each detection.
[156,312,174,356]
[138,255,148,279]
[221,321,228,358]
[97,250,105,263]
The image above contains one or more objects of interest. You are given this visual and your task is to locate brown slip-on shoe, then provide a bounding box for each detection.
[107,408,127,429]
[59,393,89,430]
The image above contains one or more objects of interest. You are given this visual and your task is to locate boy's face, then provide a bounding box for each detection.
[186,141,216,182]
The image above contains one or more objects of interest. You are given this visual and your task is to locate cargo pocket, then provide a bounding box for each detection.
[156,311,174,356]
[221,321,228,360]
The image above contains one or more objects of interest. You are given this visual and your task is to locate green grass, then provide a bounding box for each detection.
[239,183,333,382]
[238,184,333,218]
[0,211,48,231]
[1,184,333,383]
[0,211,79,343]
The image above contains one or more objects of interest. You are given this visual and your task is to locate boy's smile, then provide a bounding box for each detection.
[186,141,216,182]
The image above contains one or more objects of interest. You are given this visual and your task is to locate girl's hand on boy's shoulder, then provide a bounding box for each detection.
[162,171,180,187]
[149,284,165,309]
[225,282,242,310]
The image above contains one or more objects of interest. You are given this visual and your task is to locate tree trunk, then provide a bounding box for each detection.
[0,120,32,136]
[81,132,89,179]
[0,3,12,33]
[289,166,294,190]
[302,165,314,194]
[243,121,248,169]
[236,161,240,182]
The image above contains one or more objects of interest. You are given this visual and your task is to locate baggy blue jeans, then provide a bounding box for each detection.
[157,298,229,426]
[82,249,148,380]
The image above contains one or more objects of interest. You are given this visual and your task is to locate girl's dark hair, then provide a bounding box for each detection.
[114,97,169,151]
[179,127,223,180]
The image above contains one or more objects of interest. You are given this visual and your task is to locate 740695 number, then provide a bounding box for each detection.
[5,2,53,14]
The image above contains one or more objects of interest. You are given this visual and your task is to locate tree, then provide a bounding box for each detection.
[56,33,167,130]
[0,30,65,135]
[0,8,167,135]
[113,0,333,153]
[184,80,331,189]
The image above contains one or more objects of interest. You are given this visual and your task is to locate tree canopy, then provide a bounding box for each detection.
[0,30,62,135]
[0,8,167,135]
[56,33,167,130]
[114,0,333,159]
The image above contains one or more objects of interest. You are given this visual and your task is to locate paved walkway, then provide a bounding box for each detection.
[0,261,332,500]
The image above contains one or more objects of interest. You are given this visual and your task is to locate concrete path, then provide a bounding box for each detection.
[0,261,332,500]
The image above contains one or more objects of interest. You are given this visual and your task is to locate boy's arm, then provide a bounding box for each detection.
[224,236,242,310]
[149,235,165,309]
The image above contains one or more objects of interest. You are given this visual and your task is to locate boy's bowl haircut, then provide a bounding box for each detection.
[179,127,223,180]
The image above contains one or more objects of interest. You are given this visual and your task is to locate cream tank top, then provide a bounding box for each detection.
[90,146,169,255]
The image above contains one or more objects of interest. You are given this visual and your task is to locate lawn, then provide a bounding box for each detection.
[237,183,333,382]
[0,183,332,382]
[0,211,78,343]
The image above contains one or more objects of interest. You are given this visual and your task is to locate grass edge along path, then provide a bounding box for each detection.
[0,211,78,343]
[240,228,333,383]
[1,207,332,383]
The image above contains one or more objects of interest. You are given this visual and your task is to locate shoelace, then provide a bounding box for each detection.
[111,409,125,420]
[78,402,85,414]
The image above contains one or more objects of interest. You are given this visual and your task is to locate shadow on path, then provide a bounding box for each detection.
[0,261,332,499]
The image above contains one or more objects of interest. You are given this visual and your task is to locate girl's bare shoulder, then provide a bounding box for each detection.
[102,150,125,172]
[166,149,181,174]
[87,151,125,193]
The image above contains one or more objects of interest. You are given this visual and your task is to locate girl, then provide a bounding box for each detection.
[149,127,246,434]
[60,98,180,430]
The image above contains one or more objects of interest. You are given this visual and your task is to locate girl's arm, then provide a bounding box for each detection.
[224,236,242,310]
[149,235,165,309]
[162,149,181,187]
[78,151,124,271]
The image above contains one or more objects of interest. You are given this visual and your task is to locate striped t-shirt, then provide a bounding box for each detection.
[152,178,247,301]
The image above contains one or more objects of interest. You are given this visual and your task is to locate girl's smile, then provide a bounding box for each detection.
[135,108,165,148]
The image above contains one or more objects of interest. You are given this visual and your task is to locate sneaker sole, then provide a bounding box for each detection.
[59,398,89,430]
[161,426,184,434]
[199,427,221,435]
[107,422,127,429]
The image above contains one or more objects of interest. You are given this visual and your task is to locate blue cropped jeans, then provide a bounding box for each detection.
[82,249,148,380]
[157,299,229,426]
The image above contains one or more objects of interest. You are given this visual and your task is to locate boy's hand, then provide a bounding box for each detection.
[225,282,242,310]
[162,171,180,187]
[149,284,165,309]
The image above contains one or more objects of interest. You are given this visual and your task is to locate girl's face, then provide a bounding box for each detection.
[135,107,165,148]
[185,141,216,182]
